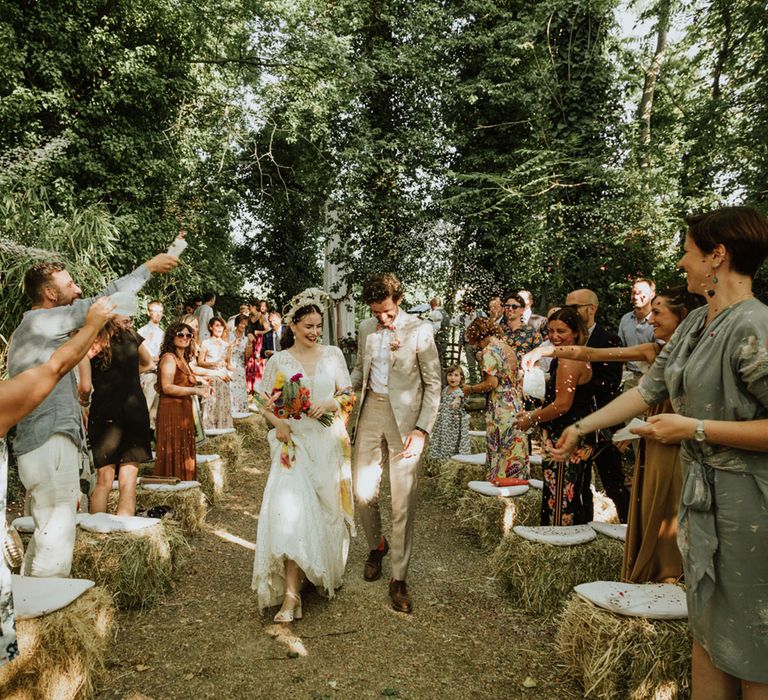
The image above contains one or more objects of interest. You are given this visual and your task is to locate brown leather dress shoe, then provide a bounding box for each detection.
[389,579,413,614]
[363,538,389,581]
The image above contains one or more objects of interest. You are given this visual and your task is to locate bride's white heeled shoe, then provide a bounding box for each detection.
[274,592,302,623]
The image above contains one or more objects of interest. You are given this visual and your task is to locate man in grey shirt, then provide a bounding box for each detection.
[8,251,178,577]
[618,278,656,386]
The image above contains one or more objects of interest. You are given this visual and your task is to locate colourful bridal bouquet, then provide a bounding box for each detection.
[254,371,334,426]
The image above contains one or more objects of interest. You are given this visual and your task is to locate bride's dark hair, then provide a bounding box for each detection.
[283,304,323,349]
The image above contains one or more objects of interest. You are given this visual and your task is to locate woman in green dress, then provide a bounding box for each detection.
[554,206,768,698]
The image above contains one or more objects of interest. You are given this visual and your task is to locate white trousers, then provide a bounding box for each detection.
[17,434,79,577]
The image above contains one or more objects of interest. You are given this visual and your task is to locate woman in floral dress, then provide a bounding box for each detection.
[463,318,528,480]
[228,314,252,414]
[515,307,594,525]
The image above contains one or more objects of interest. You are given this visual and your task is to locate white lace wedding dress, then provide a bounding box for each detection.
[251,345,355,611]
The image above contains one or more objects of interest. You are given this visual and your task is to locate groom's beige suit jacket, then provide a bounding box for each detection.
[350,311,442,443]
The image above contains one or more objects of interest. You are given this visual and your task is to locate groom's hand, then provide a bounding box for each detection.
[400,430,426,460]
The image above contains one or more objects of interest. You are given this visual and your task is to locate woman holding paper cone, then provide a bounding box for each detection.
[552,207,768,696]
[522,288,702,582]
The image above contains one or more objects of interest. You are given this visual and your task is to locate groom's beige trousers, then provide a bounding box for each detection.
[354,392,420,581]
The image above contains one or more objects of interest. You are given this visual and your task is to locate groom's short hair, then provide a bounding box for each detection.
[362,273,403,304]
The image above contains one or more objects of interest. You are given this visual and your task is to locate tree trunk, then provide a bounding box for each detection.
[637,0,672,168]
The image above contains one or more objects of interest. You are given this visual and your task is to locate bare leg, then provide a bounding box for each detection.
[89,465,116,514]
[276,559,302,616]
[743,679,768,700]
[116,463,139,516]
[691,641,739,700]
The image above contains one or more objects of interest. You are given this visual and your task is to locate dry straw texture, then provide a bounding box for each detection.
[491,533,624,619]
[71,521,188,609]
[456,488,541,551]
[199,431,244,471]
[469,411,486,431]
[0,585,115,699]
[436,458,487,502]
[111,484,207,535]
[196,454,227,503]
[556,593,692,700]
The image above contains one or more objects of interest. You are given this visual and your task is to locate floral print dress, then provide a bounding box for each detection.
[0,439,18,666]
[229,332,250,414]
[481,340,529,480]
[428,387,471,460]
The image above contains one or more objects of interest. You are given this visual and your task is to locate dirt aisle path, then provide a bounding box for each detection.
[97,426,582,700]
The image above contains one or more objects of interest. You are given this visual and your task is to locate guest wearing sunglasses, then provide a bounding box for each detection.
[154,323,212,481]
[502,292,543,362]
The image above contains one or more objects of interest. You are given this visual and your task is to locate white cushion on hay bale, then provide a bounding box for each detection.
[451,453,486,465]
[574,581,688,620]
[231,411,253,419]
[529,454,543,466]
[528,478,543,490]
[140,479,201,492]
[467,480,529,498]
[205,427,236,436]
[78,513,161,533]
[468,429,486,437]
[196,453,220,463]
[589,521,627,541]
[11,516,34,534]
[513,524,597,546]
[12,574,95,620]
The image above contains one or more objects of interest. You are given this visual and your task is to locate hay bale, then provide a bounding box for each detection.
[436,458,487,502]
[199,430,244,470]
[196,454,227,503]
[470,435,486,453]
[71,520,188,610]
[456,488,541,550]
[0,586,116,699]
[422,453,448,477]
[109,483,207,535]
[469,412,486,431]
[491,533,623,619]
[556,593,692,699]
[234,413,269,450]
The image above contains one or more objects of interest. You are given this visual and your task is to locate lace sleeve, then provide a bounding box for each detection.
[261,353,280,395]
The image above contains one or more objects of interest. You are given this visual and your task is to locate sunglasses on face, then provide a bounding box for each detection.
[504,303,522,310]
[175,332,193,338]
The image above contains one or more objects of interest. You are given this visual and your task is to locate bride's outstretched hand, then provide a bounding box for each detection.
[307,399,337,419]
[549,425,580,461]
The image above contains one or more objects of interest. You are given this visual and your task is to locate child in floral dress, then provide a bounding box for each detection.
[428,365,471,460]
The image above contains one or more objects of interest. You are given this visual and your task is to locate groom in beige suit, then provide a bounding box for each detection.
[351,273,442,613]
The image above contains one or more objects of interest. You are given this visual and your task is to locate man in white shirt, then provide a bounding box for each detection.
[351,273,441,614]
[138,300,165,429]
[618,278,656,384]
[194,291,216,343]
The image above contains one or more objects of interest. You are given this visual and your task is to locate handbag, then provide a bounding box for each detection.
[191,395,206,445]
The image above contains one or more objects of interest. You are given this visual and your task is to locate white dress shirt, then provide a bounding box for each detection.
[368,312,405,394]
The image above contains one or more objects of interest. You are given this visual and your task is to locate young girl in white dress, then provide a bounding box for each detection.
[197,316,234,430]
[251,291,355,622]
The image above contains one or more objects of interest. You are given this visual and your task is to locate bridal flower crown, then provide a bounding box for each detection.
[283,287,332,325]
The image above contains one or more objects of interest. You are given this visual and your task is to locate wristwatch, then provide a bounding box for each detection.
[693,420,707,443]
[415,426,428,437]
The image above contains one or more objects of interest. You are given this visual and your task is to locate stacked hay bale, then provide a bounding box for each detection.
[71,520,188,610]
[0,585,116,698]
[436,457,487,502]
[455,487,541,551]
[109,482,207,535]
[195,453,227,503]
[468,412,485,431]
[556,593,692,699]
[491,532,624,619]
[199,430,244,472]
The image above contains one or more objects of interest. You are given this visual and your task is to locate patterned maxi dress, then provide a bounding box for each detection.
[252,346,356,610]
[199,338,234,431]
[229,332,250,414]
[480,339,529,480]
[428,387,471,460]
[637,299,768,683]
[540,358,595,526]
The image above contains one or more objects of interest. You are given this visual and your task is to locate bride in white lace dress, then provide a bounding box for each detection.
[251,294,355,622]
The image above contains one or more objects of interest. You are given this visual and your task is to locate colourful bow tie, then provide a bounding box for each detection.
[377,322,395,332]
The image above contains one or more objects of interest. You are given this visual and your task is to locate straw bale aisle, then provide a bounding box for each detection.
[95,426,582,699]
